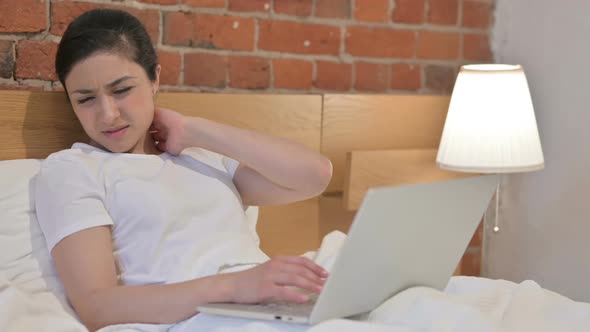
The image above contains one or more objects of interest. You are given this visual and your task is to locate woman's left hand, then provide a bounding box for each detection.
[151,107,187,155]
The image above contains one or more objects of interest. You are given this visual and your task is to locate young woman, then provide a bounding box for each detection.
[35,9,332,331]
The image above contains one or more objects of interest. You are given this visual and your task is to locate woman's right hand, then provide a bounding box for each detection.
[227,256,329,304]
[150,107,188,155]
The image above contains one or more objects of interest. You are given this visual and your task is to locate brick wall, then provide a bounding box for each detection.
[0,0,493,275]
[0,0,494,93]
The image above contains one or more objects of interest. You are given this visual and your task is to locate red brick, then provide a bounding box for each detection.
[428,0,459,25]
[464,33,492,61]
[229,0,270,12]
[346,26,415,58]
[184,53,228,88]
[0,0,47,33]
[163,12,192,46]
[354,62,390,92]
[15,41,58,81]
[0,41,14,79]
[182,0,226,7]
[391,63,421,91]
[315,0,351,19]
[272,59,313,90]
[392,0,425,24]
[157,51,181,85]
[315,61,352,91]
[229,56,270,89]
[354,0,390,22]
[463,1,493,28]
[51,2,160,43]
[164,12,255,51]
[274,0,313,17]
[137,0,177,4]
[418,31,460,60]
[259,20,340,56]
[425,65,456,93]
[461,249,481,276]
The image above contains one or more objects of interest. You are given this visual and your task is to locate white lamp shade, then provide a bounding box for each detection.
[436,64,544,173]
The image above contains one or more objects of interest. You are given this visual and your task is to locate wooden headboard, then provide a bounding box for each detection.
[0,91,470,273]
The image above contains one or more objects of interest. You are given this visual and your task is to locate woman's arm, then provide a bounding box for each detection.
[54,227,326,331]
[151,108,333,206]
[52,226,230,331]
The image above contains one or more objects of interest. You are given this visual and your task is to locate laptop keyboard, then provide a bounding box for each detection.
[263,298,316,316]
[244,293,319,317]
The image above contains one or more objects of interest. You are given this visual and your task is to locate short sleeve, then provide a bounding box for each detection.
[182,147,240,178]
[35,154,113,253]
[221,156,240,178]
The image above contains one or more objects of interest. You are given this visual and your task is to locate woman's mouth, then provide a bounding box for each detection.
[103,125,129,138]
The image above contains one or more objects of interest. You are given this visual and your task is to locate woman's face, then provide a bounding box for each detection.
[65,53,160,154]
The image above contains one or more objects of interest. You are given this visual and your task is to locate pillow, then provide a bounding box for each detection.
[0,159,85,331]
[0,159,54,281]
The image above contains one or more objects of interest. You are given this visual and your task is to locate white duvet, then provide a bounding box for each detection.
[3,273,589,332]
[1,159,588,331]
[2,230,588,332]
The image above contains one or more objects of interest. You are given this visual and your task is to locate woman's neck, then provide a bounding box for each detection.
[89,132,162,155]
[133,132,161,155]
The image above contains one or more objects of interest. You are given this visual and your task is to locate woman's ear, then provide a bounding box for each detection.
[152,64,161,95]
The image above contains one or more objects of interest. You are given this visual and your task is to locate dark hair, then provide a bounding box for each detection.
[55,9,158,90]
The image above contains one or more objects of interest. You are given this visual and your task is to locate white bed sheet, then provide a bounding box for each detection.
[98,276,590,332]
[3,253,589,332]
[1,157,588,331]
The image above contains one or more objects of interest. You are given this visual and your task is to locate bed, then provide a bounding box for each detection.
[1,90,588,331]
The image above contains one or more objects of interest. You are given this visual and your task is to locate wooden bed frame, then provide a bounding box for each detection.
[0,90,471,274]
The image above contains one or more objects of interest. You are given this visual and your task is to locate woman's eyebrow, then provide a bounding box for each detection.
[106,76,136,89]
[72,76,137,94]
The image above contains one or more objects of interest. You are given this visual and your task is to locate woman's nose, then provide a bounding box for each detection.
[99,96,120,124]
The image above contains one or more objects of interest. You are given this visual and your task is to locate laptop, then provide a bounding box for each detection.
[197,175,498,325]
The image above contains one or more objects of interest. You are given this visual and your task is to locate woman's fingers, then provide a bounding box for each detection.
[274,286,309,303]
[272,256,329,293]
[277,256,329,278]
[151,131,163,141]
[273,272,323,294]
[231,256,330,304]
[150,124,170,150]
[155,140,167,152]
[273,262,324,289]
[265,257,328,294]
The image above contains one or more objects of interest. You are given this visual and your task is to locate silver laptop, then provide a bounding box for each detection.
[197,175,498,325]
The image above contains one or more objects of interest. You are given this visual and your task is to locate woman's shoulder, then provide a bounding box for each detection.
[180,147,239,177]
[41,143,108,174]
[181,147,222,162]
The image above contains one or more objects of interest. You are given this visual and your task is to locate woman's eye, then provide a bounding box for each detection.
[114,87,133,95]
[77,96,95,104]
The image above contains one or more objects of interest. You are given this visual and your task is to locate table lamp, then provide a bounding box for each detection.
[436,64,544,232]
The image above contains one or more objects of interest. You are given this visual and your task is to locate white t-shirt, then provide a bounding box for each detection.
[35,143,269,286]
